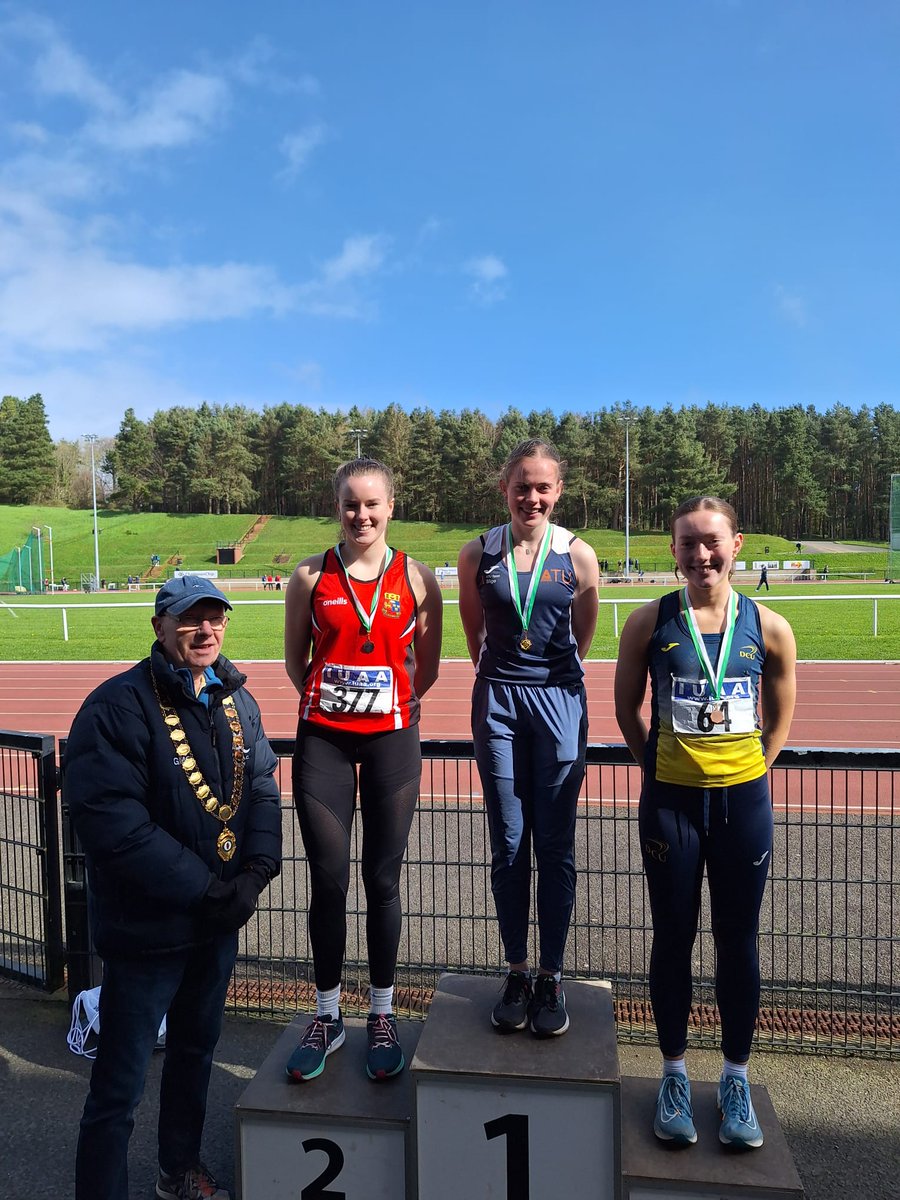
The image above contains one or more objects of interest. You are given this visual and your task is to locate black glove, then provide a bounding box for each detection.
[200,864,269,933]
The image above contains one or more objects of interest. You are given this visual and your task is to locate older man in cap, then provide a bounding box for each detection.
[66,575,282,1200]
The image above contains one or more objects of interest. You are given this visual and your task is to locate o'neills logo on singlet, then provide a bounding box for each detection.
[321,597,349,607]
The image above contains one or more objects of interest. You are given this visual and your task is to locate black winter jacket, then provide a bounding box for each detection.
[65,643,282,956]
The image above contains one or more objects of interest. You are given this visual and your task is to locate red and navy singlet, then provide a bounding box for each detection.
[300,547,419,732]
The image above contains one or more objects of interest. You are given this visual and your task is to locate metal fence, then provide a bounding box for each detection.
[31,739,900,1058]
[226,741,898,1058]
[0,730,64,991]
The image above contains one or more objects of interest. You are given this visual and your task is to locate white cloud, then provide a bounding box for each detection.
[464,254,509,305]
[9,121,49,144]
[774,284,807,328]
[321,235,388,284]
[230,37,320,95]
[86,70,230,152]
[279,122,328,179]
[31,34,119,114]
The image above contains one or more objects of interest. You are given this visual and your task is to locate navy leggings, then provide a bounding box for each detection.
[639,773,773,1062]
[292,722,421,990]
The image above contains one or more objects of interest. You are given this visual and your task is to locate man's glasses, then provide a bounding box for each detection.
[169,614,229,631]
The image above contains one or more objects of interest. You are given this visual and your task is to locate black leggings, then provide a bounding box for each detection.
[292,722,421,990]
[639,773,773,1062]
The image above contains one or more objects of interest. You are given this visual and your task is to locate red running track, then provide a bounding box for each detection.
[2,659,899,749]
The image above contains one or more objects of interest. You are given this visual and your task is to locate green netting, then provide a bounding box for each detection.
[0,529,41,594]
[889,474,900,581]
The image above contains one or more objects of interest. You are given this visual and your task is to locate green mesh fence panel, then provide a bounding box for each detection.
[0,530,40,594]
[890,474,900,581]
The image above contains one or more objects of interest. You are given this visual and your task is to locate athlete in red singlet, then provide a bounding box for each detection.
[284,457,442,1084]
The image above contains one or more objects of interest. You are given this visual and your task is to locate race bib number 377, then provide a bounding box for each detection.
[319,663,394,715]
[671,676,757,736]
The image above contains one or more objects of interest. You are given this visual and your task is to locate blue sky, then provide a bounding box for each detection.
[2,1,899,442]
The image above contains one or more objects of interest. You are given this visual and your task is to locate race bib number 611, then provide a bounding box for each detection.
[319,663,394,715]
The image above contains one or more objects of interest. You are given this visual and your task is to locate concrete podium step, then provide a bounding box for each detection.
[621,1074,805,1199]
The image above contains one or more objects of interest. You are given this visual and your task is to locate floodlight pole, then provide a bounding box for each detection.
[85,434,101,589]
[349,428,368,458]
[622,412,636,580]
[42,525,54,589]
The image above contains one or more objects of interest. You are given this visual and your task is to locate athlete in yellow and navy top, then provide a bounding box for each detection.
[647,588,766,787]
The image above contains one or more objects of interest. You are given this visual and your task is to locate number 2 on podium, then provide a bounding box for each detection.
[484,1113,529,1199]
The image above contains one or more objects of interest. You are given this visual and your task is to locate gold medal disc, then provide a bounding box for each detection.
[519,634,533,651]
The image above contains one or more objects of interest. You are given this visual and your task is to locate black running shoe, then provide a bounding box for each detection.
[491,970,533,1032]
[529,974,569,1037]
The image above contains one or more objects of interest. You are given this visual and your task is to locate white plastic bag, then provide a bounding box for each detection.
[67,985,167,1059]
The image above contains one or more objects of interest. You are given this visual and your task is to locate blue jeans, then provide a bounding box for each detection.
[75,932,238,1199]
[473,679,587,973]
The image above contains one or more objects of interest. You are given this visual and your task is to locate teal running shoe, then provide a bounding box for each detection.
[365,1012,405,1080]
[717,1075,764,1148]
[653,1072,697,1145]
[285,1013,345,1082]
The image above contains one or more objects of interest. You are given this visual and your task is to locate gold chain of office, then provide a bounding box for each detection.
[150,669,246,861]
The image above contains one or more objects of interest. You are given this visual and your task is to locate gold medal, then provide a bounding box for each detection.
[519,634,532,651]
[217,827,236,861]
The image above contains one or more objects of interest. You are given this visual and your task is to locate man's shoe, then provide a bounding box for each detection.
[717,1075,764,1148]
[285,1013,346,1082]
[491,970,533,1032]
[366,1012,405,1080]
[653,1073,698,1145]
[529,974,569,1037]
[156,1163,229,1199]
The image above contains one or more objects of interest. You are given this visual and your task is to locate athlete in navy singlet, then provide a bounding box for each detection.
[615,496,796,1150]
[458,439,599,1039]
[284,458,442,1083]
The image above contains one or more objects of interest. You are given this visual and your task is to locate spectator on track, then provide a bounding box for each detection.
[615,495,796,1151]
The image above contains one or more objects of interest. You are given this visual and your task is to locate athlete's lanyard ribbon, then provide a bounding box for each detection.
[681,587,737,712]
[335,545,393,650]
[505,523,553,652]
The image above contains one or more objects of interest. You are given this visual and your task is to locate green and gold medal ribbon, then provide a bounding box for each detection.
[505,522,553,651]
[334,544,394,641]
[680,587,738,705]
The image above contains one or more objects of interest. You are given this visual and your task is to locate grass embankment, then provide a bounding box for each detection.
[3,584,900,662]
[0,506,890,580]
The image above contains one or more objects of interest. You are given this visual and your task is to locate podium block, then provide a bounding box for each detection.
[412,973,621,1199]
[620,1076,804,1199]
[235,1016,421,1200]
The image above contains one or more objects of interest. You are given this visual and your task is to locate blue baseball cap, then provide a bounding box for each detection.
[155,575,233,617]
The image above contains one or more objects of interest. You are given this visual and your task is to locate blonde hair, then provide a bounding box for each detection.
[500,438,565,483]
[333,457,395,502]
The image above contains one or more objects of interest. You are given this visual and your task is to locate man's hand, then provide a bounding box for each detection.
[199,863,269,932]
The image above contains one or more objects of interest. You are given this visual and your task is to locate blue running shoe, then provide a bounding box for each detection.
[366,1012,405,1080]
[285,1013,345,1082]
[653,1073,697,1145]
[717,1074,764,1148]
